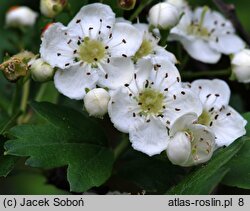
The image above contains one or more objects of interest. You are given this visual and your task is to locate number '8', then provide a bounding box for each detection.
[238,198,244,206]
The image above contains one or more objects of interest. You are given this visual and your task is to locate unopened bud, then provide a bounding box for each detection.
[40,0,67,18]
[29,58,55,82]
[0,51,35,82]
[6,6,38,27]
[84,88,110,118]
[167,132,191,166]
[149,2,180,29]
[118,0,136,10]
[231,49,250,83]
[165,0,188,10]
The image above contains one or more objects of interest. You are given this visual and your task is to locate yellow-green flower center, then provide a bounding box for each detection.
[187,24,210,38]
[198,110,211,126]
[138,89,164,115]
[78,37,106,64]
[134,39,153,60]
[187,6,210,38]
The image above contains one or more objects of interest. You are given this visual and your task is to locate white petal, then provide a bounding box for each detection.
[170,113,198,136]
[54,65,98,100]
[169,8,192,40]
[164,88,203,126]
[205,10,235,34]
[67,3,115,39]
[149,57,181,92]
[129,117,169,156]
[107,22,143,57]
[133,23,149,36]
[98,58,134,89]
[209,34,245,55]
[181,38,221,64]
[128,59,154,92]
[153,46,178,64]
[167,132,192,165]
[210,106,247,147]
[40,23,77,69]
[108,88,141,133]
[191,79,230,110]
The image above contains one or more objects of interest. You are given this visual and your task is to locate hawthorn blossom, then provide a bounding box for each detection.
[167,113,215,167]
[169,7,245,63]
[133,23,177,64]
[108,58,202,156]
[40,3,143,99]
[187,79,247,147]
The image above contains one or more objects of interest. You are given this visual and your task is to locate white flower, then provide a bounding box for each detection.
[148,2,180,30]
[40,0,67,18]
[231,49,250,83]
[188,79,247,147]
[6,6,38,27]
[84,88,110,118]
[169,7,245,63]
[167,113,215,167]
[108,58,202,156]
[29,58,55,82]
[40,3,143,100]
[133,23,177,63]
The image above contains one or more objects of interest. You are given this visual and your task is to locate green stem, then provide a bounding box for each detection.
[9,83,19,116]
[181,69,231,79]
[20,79,30,113]
[129,0,153,21]
[35,83,49,102]
[114,135,130,160]
[159,30,170,46]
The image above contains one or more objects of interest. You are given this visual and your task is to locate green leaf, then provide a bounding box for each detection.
[222,113,250,189]
[117,150,183,194]
[0,155,17,177]
[0,140,18,177]
[167,138,245,195]
[4,102,114,192]
[0,111,18,177]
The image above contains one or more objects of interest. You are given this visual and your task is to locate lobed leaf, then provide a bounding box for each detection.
[4,102,114,192]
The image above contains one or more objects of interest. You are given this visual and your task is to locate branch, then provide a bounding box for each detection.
[213,0,250,46]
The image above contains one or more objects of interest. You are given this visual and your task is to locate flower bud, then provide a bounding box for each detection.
[29,58,55,82]
[118,0,136,10]
[40,0,67,18]
[84,88,110,118]
[167,132,191,166]
[165,0,188,10]
[0,51,35,82]
[6,6,38,27]
[148,2,180,29]
[231,49,250,83]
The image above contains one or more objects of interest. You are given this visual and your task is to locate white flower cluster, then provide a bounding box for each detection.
[168,5,245,63]
[39,3,247,167]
